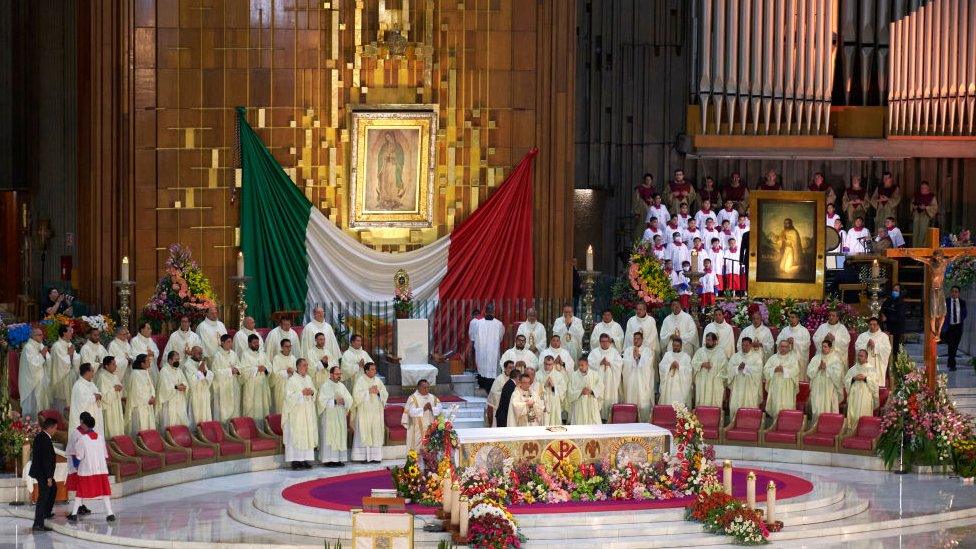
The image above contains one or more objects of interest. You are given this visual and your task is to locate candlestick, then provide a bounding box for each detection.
[112,280,136,331]
[230,275,252,330]
[723,460,733,495]
[237,251,245,278]
[871,259,880,278]
[746,471,756,509]
[441,476,452,513]
[580,270,600,342]
[121,256,130,283]
[450,482,461,526]
[459,496,470,538]
[766,480,777,524]
[585,245,594,271]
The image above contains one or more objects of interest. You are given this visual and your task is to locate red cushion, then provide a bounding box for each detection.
[198,421,226,443]
[167,425,194,448]
[386,425,407,443]
[190,445,217,461]
[811,413,845,436]
[111,435,139,457]
[217,441,246,456]
[877,387,890,412]
[266,414,283,436]
[651,405,677,430]
[137,454,163,472]
[841,435,875,450]
[384,405,405,428]
[694,407,721,439]
[725,428,760,442]
[764,430,798,444]
[733,408,763,430]
[854,415,883,438]
[795,382,810,410]
[773,410,805,432]
[249,437,279,452]
[110,459,140,478]
[610,404,639,424]
[230,417,259,439]
[803,433,837,447]
[162,450,188,465]
[138,430,165,453]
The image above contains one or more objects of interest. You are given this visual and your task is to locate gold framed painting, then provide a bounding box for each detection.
[349,107,438,228]
[748,190,826,300]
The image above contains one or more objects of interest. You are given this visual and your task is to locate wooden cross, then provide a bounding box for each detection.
[886,228,976,388]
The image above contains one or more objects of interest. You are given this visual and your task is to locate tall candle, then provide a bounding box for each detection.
[872,259,880,278]
[450,482,461,526]
[723,460,733,495]
[691,248,699,270]
[766,480,777,524]
[441,476,452,513]
[459,497,470,537]
[121,256,130,283]
[746,471,756,509]
[237,251,245,278]
[586,245,594,271]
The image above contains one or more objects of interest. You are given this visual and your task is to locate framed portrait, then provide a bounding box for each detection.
[748,190,826,299]
[349,107,438,228]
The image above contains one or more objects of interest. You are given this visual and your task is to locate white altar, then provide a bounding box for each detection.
[455,423,672,469]
[396,318,438,387]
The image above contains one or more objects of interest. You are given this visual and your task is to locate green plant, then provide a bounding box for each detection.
[323,540,342,549]
[437,539,455,549]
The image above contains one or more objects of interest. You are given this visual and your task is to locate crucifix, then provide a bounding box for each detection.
[886,227,976,388]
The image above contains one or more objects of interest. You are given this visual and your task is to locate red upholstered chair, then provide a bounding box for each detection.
[197,421,248,460]
[384,405,407,445]
[721,408,763,445]
[107,455,141,480]
[650,405,678,433]
[693,406,722,442]
[265,413,284,437]
[761,409,807,448]
[800,413,845,451]
[137,429,190,468]
[109,435,163,473]
[38,409,68,444]
[610,403,639,424]
[229,417,281,456]
[165,425,218,463]
[795,382,811,412]
[876,387,890,415]
[840,416,884,453]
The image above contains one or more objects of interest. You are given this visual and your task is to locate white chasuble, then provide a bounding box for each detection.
[400,392,442,451]
[50,338,80,410]
[238,349,272,422]
[162,329,202,364]
[195,318,228,359]
[265,327,302,362]
[211,348,242,422]
[271,354,298,414]
[702,321,735,359]
[845,362,880,428]
[590,321,625,353]
[567,370,603,425]
[588,346,623,420]
[763,353,800,420]
[352,376,389,448]
[300,320,341,368]
[856,330,892,387]
[283,373,318,461]
[95,369,125,439]
[812,322,851,367]
[181,357,214,425]
[776,324,812,379]
[622,345,655,421]
[806,352,843,420]
[69,378,103,434]
[738,324,775,360]
[125,368,156,436]
[658,350,693,407]
[552,317,585,361]
[516,321,548,355]
[726,351,764,418]
[537,367,567,426]
[692,345,727,408]
[317,379,352,460]
[659,312,698,357]
[156,365,190,429]
[18,339,51,417]
[625,314,660,359]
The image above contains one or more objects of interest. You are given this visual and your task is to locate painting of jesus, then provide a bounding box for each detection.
[748,190,826,299]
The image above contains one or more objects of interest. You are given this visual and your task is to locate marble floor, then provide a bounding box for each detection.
[0,458,974,548]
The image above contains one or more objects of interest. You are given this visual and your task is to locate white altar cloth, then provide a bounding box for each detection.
[456,423,672,468]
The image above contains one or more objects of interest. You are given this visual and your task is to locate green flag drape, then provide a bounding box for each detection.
[237,106,312,326]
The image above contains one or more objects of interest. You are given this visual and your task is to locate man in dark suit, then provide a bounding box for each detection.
[944,285,968,371]
[881,284,906,360]
[29,418,59,532]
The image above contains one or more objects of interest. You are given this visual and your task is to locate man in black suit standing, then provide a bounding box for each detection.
[944,286,968,371]
[881,284,906,360]
[29,418,59,532]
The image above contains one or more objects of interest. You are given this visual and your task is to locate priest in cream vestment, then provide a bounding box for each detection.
[156,352,190,430]
[318,366,352,465]
[162,317,203,364]
[18,328,51,417]
[806,340,843,421]
[271,340,298,414]
[340,335,374,387]
[233,317,264,357]
[552,306,585,361]
[658,337,693,407]
[622,332,655,421]
[125,354,156,436]
[516,309,548,355]
[107,327,134,384]
[49,326,80,412]
[738,313,775,360]
[692,333,727,408]
[509,373,544,427]
[590,310,625,353]
[95,357,125,439]
[266,318,302,361]
[211,334,242,422]
[401,380,442,451]
[306,332,338,389]
[131,322,161,383]
[567,359,604,425]
[763,341,800,421]
[855,318,892,387]
[702,309,735,359]
[195,308,228,359]
[283,359,319,468]
[588,334,624,420]
[726,338,764,418]
[69,363,103,434]
[181,346,214,425]
[776,312,812,380]
[300,307,342,368]
[80,330,108,373]
[812,311,851,367]
[499,335,539,371]
[845,350,880,428]
[352,362,389,463]
[239,334,272,423]
[625,303,660,360]
[659,302,698,357]
[537,357,567,426]
[539,335,575,371]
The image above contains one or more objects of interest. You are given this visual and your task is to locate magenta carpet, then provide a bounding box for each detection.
[281,467,813,514]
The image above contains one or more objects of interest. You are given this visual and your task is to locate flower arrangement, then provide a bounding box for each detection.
[715,297,866,332]
[686,484,770,545]
[38,314,116,348]
[0,411,40,459]
[943,229,976,289]
[394,286,413,317]
[877,352,974,469]
[0,320,31,350]
[467,498,524,548]
[953,438,976,478]
[141,244,217,327]
[611,242,678,318]
[419,407,460,473]
[391,450,440,505]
